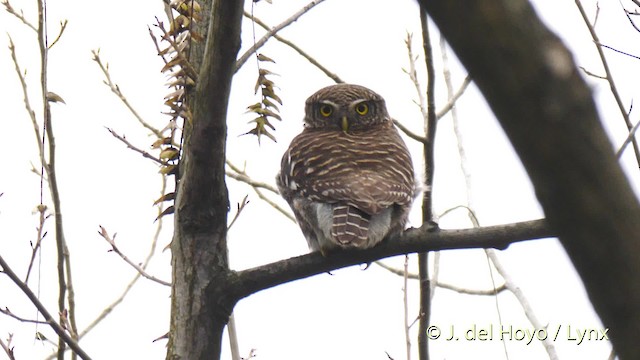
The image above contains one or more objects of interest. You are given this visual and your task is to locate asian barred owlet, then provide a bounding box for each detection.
[277,84,415,255]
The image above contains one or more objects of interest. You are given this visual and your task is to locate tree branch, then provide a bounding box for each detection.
[235,0,327,71]
[243,11,344,83]
[231,219,553,301]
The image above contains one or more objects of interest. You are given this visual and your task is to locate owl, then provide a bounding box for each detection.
[277,84,415,255]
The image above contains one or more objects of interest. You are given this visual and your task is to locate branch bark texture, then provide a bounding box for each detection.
[167,1,244,359]
[417,1,640,358]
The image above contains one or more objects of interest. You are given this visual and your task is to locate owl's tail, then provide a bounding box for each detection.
[330,205,370,247]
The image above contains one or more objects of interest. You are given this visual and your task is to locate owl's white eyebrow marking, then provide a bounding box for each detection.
[319,100,339,107]
[349,99,368,106]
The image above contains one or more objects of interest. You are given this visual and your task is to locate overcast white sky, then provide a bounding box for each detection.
[1,0,639,359]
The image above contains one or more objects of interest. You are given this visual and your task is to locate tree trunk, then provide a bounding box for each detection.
[167,1,244,359]
[419,1,640,358]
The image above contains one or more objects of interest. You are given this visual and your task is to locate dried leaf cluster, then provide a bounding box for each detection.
[244,54,282,143]
[148,0,203,218]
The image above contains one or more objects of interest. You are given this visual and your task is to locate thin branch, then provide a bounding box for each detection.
[63,241,78,344]
[98,226,171,286]
[575,0,640,166]
[225,160,296,222]
[24,204,49,283]
[437,281,507,296]
[617,117,640,158]
[403,32,429,129]
[579,66,607,79]
[486,249,559,359]
[48,20,67,49]
[0,335,15,360]
[235,0,327,71]
[228,195,250,230]
[225,161,279,194]
[403,255,411,360]
[106,127,167,165]
[65,177,168,348]
[8,36,44,163]
[92,50,163,138]
[0,255,92,360]
[243,11,344,83]
[418,7,436,360]
[435,76,471,120]
[375,261,507,295]
[623,2,640,32]
[0,307,48,324]
[253,187,296,222]
[33,1,72,357]
[393,119,427,144]
[2,0,37,31]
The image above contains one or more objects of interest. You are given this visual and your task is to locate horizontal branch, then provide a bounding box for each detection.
[231,218,552,301]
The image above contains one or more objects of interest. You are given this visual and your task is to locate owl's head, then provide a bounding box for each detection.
[303,84,391,131]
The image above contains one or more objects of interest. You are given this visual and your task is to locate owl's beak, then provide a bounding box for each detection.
[341,116,349,133]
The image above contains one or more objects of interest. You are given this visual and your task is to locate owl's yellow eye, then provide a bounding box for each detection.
[319,104,333,117]
[355,102,369,115]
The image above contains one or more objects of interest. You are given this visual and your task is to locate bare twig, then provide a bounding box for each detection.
[226,161,279,194]
[403,33,429,128]
[575,0,640,166]
[0,307,47,324]
[0,255,92,359]
[393,119,427,143]
[228,195,250,230]
[579,66,607,79]
[58,177,169,351]
[617,117,640,158]
[403,255,411,360]
[437,281,507,296]
[228,313,241,360]
[98,226,171,287]
[8,37,44,163]
[243,11,344,83]
[623,2,640,32]
[375,261,507,295]
[435,76,471,120]
[235,0,327,71]
[48,20,67,49]
[24,204,50,283]
[2,0,37,31]
[255,187,296,222]
[225,160,296,222]
[63,241,79,344]
[0,334,15,360]
[486,249,559,359]
[106,127,167,165]
[92,50,163,138]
